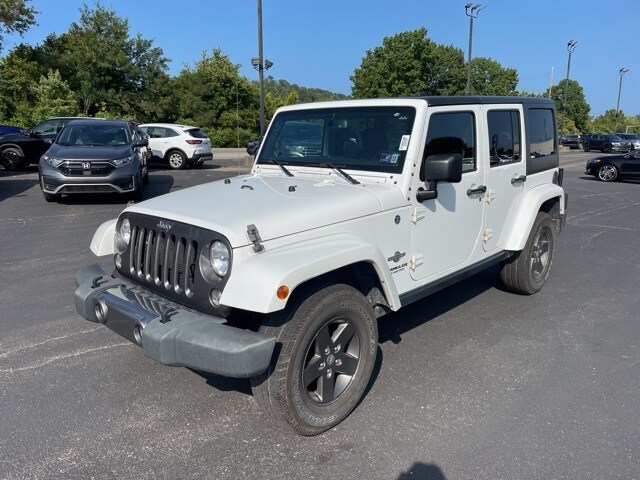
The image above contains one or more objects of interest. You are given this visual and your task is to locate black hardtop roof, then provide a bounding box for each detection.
[419,96,556,108]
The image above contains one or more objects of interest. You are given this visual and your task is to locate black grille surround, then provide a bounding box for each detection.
[116,213,232,317]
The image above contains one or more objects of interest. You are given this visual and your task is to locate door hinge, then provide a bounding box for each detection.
[482,229,493,242]
[485,189,496,203]
[411,207,426,224]
[409,254,424,270]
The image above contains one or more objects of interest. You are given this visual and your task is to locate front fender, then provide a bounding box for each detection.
[220,234,400,314]
[90,219,117,256]
[500,183,565,251]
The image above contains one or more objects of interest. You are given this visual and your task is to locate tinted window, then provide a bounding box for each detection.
[488,110,521,166]
[57,124,131,146]
[33,120,61,135]
[527,109,555,158]
[422,111,476,179]
[186,128,207,139]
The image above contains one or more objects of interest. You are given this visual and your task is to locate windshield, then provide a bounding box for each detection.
[604,134,622,141]
[57,124,131,146]
[257,106,416,173]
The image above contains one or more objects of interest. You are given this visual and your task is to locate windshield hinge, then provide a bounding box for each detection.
[411,207,426,224]
[247,224,264,253]
[409,254,424,270]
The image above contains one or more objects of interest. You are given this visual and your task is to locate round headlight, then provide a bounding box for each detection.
[120,218,131,246]
[210,241,230,277]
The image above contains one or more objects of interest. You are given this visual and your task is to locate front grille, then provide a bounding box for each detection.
[59,162,115,176]
[129,226,198,298]
[62,185,117,193]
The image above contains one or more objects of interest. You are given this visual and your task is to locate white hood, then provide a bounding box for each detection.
[126,175,403,247]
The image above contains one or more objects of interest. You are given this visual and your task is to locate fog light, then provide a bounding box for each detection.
[115,253,122,268]
[210,289,222,307]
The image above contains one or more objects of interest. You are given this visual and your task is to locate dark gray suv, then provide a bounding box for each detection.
[38,119,149,202]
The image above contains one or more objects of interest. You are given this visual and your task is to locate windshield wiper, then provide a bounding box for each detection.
[307,163,360,185]
[263,159,294,177]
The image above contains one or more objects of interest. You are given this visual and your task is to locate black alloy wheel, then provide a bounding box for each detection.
[1,147,26,171]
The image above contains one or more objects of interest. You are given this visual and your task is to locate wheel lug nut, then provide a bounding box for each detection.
[326,369,332,378]
[324,347,330,355]
[335,359,342,366]
[334,344,341,352]
[319,362,326,369]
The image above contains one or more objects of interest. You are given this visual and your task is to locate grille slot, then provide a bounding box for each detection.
[129,226,198,298]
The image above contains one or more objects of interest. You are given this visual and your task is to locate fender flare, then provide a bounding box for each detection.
[220,233,400,314]
[500,183,565,251]
[90,219,117,256]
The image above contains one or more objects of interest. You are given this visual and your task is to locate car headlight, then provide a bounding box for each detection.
[115,217,131,253]
[110,156,133,167]
[210,241,230,277]
[42,155,63,167]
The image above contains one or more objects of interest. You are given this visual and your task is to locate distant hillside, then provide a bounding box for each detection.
[258,76,350,103]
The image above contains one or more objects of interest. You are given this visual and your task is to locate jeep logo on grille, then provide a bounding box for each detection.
[82,162,91,170]
[157,221,173,231]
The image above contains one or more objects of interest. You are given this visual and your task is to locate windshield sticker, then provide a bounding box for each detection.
[379,153,400,164]
[399,135,410,151]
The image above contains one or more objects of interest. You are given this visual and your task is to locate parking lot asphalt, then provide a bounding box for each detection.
[1,151,639,479]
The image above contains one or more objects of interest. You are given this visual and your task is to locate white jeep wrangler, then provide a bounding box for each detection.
[75,97,566,435]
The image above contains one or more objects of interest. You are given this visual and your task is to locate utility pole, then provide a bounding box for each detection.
[562,40,578,131]
[615,68,629,131]
[464,3,485,96]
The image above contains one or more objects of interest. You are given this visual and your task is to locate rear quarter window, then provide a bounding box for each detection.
[526,107,558,175]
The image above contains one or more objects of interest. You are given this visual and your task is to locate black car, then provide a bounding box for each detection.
[0,124,24,136]
[38,119,149,202]
[561,134,581,149]
[0,117,88,170]
[580,133,632,153]
[585,150,640,182]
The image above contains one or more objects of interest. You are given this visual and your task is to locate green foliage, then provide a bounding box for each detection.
[0,0,36,51]
[470,57,518,95]
[550,79,590,133]
[590,109,634,133]
[30,70,78,123]
[261,76,349,103]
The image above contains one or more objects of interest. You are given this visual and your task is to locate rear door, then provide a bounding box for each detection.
[482,105,526,251]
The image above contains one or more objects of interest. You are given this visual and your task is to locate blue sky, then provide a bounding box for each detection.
[5,0,639,120]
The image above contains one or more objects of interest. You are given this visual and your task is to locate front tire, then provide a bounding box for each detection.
[251,284,378,436]
[500,212,555,295]
[583,143,590,152]
[597,164,618,182]
[166,150,187,170]
[602,144,612,153]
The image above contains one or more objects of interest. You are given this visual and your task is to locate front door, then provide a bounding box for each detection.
[482,106,527,251]
[410,106,485,281]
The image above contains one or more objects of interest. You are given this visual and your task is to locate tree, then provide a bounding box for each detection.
[591,109,625,133]
[469,57,518,95]
[0,0,36,51]
[42,2,167,117]
[350,28,466,98]
[261,76,349,103]
[550,79,590,133]
[30,70,78,123]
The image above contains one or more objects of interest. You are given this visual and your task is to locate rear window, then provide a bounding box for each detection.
[186,128,207,139]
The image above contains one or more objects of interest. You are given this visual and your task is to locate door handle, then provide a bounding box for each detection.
[466,185,487,196]
[511,175,527,184]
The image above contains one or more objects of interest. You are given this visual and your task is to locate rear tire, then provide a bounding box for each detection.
[167,150,187,170]
[1,147,26,171]
[250,284,378,436]
[500,212,555,295]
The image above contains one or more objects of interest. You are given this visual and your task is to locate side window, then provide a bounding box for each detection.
[32,120,60,135]
[527,108,555,158]
[164,128,179,138]
[422,111,476,180]
[488,110,521,166]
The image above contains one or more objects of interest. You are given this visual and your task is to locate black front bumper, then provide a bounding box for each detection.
[74,264,276,378]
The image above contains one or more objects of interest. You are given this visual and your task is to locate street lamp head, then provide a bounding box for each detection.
[465,3,473,8]
[264,59,273,70]
[251,57,260,70]
[620,67,629,76]
[567,40,578,52]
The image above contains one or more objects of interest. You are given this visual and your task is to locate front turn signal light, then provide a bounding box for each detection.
[277,285,290,300]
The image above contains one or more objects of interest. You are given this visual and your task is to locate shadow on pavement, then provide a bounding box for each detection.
[397,462,446,479]
[0,178,39,202]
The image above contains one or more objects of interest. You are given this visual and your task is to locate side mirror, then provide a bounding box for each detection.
[43,138,53,145]
[246,138,260,156]
[134,138,149,148]
[417,154,463,202]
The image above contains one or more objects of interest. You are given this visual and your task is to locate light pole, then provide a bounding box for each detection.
[615,67,629,131]
[464,3,485,96]
[562,40,578,131]
[252,0,273,137]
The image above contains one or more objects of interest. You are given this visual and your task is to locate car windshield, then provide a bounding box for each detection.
[604,134,622,141]
[621,134,640,140]
[57,124,131,146]
[257,106,416,173]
